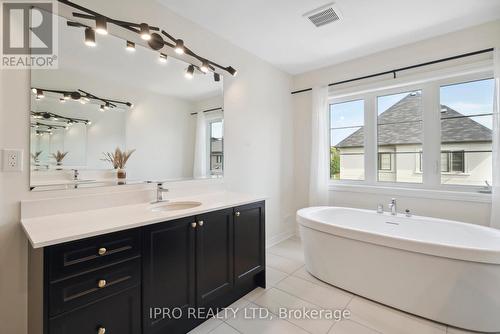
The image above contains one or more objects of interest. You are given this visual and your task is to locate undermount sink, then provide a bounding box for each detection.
[150,201,202,212]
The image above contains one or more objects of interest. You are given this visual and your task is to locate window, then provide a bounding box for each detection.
[378,153,392,171]
[330,99,364,180]
[328,69,494,192]
[209,120,223,175]
[440,79,494,186]
[377,90,423,183]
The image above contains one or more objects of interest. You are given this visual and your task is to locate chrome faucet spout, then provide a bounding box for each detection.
[152,182,169,204]
[388,198,397,216]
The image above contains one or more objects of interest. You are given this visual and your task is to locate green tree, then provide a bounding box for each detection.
[330,147,340,179]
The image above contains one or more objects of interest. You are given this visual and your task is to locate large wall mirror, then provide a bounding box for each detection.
[30,13,224,191]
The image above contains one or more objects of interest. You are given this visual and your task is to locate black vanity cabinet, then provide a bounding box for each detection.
[142,217,196,334]
[35,201,265,334]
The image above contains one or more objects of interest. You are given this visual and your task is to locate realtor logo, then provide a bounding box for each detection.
[1,0,58,68]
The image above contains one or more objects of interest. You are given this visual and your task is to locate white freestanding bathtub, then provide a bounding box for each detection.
[297,206,500,333]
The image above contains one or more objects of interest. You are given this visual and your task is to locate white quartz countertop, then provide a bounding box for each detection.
[21,191,265,248]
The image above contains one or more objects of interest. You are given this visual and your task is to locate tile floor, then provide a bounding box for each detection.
[189,236,481,334]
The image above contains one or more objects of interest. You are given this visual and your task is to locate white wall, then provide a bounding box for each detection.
[292,20,500,226]
[0,1,293,333]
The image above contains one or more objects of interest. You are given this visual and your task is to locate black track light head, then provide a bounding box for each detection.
[175,39,185,55]
[36,89,44,98]
[126,102,134,108]
[159,53,168,63]
[200,59,210,73]
[185,65,195,79]
[214,73,221,82]
[148,33,164,51]
[126,40,136,52]
[95,16,108,35]
[139,23,151,41]
[84,27,96,47]
[226,66,237,76]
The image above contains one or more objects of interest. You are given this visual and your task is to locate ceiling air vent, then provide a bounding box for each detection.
[304,3,342,27]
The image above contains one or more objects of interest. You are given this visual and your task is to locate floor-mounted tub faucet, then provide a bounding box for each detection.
[388,198,397,215]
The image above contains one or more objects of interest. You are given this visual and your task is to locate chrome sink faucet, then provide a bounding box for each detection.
[388,198,397,216]
[152,182,169,204]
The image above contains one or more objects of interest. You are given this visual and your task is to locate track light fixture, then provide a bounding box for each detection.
[159,53,168,63]
[200,59,210,73]
[100,105,105,112]
[126,40,135,52]
[226,66,237,77]
[84,27,96,47]
[35,89,45,99]
[95,16,108,35]
[59,98,66,103]
[185,65,195,79]
[214,73,221,82]
[139,23,151,41]
[174,39,185,54]
[63,1,236,76]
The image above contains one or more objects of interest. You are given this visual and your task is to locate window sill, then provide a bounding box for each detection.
[328,183,491,203]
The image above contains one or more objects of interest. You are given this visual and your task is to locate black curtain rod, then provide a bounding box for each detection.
[291,48,494,95]
[190,107,223,115]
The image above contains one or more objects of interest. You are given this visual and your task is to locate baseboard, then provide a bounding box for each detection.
[266,229,296,248]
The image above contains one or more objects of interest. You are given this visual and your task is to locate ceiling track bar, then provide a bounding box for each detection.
[291,48,494,95]
[58,0,236,76]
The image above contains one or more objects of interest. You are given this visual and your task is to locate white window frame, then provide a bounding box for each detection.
[328,60,493,199]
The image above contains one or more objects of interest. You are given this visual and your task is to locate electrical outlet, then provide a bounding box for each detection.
[2,149,23,172]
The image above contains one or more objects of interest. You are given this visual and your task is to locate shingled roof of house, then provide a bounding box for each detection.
[336,92,492,148]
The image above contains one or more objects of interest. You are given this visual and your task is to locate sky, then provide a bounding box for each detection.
[330,78,495,146]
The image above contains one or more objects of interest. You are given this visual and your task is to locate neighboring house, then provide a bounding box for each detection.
[335,92,492,185]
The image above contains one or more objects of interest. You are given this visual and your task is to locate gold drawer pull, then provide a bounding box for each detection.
[235,212,241,217]
[98,247,107,256]
[97,327,106,334]
[98,279,107,288]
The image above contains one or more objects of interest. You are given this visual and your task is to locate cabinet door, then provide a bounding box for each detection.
[142,217,196,334]
[195,208,234,307]
[49,286,141,334]
[234,201,265,286]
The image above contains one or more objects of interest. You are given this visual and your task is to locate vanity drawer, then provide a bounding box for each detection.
[47,229,141,280]
[49,286,141,334]
[49,258,141,316]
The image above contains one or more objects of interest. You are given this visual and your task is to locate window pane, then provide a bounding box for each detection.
[440,79,494,186]
[377,91,423,183]
[210,120,223,175]
[330,100,364,180]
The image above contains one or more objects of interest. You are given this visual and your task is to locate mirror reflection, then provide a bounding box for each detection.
[30,14,224,191]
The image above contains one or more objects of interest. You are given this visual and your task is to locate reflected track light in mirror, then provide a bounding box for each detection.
[185,65,195,79]
[140,23,151,40]
[200,59,209,73]
[175,39,185,54]
[214,73,221,82]
[126,40,135,52]
[159,53,168,63]
[148,33,164,51]
[84,28,96,47]
[95,16,108,35]
[226,66,237,76]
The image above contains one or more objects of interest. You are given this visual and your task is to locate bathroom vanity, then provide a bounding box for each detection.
[22,193,265,334]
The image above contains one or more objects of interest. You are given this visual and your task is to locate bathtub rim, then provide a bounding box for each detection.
[297,206,500,265]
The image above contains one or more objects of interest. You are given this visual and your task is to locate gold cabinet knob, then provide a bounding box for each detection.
[98,247,107,256]
[235,212,241,217]
[97,327,106,334]
[98,279,107,288]
[198,220,204,227]
[191,222,197,228]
